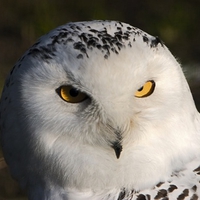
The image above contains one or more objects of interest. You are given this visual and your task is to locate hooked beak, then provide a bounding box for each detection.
[111,128,123,159]
[112,141,123,159]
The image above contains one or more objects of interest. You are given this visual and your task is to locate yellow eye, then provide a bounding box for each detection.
[135,80,155,98]
[58,85,88,103]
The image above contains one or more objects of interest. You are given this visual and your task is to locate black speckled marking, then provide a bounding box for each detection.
[190,194,198,200]
[154,189,167,199]
[156,182,164,187]
[193,166,200,172]
[146,194,150,200]
[20,21,165,63]
[191,185,197,192]
[150,36,164,48]
[136,194,146,200]
[143,36,149,43]
[162,197,169,200]
[177,189,189,200]
[117,189,126,200]
[73,41,87,56]
[128,41,132,47]
[168,184,178,193]
[28,47,56,61]
[77,54,83,59]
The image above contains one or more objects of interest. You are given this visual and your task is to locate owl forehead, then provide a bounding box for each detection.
[8,21,166,91]
[27,21,163,63]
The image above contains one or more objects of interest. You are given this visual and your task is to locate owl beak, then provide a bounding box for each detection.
[111,128,123,159]
[112,141,123,159]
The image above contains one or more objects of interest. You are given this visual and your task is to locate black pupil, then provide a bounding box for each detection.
[138,86,143,92]
[69,88,79,97]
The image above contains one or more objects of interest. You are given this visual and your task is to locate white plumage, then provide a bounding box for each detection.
[1,20,200,200]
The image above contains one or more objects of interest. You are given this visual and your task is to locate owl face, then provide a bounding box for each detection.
[0,21,199,194]
[19,21,185,148]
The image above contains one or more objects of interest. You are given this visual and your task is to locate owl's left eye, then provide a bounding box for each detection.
[135,80,155,98]
[57,85,88,103]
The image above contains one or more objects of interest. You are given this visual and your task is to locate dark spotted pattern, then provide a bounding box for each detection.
[194,166,200,173]
[1,21,164,93]
[118,189,126,200]
[1,21,164,131]
[115,159,200,199]
[192,185,197,192]
[27,45,56,61]
[156,182,164,187]
[168,185,178,193]
[177,189,189,200]
[191,194,198,200]
[136,194,146,200]
[154,189,168,199]
[17,20,164,63]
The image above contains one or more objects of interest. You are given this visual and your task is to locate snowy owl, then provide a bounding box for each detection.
[1,20,200,200]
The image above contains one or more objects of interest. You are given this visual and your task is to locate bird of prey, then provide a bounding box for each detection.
[0,20,200,200]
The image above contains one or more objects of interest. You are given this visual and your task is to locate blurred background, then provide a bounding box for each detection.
[0,0,200,199]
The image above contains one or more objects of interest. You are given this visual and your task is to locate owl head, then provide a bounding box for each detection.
[0,21,200,198]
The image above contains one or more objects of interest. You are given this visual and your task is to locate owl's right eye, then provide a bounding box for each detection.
[135,80,155,98]
[57,85,88,103]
